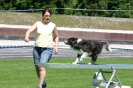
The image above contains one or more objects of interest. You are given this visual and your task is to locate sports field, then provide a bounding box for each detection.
[0,58,132,88]
[0,12,133,88]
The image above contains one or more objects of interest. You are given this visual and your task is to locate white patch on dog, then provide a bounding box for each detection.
[70,47,84,55]
[71,49,92,64]
[80,52,91,61]
[72,57,80,64]
[77,39,82,43]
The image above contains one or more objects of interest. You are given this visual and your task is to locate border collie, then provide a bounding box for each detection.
[64,37,112,65]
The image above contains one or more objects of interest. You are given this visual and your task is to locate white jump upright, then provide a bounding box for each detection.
[90,66,122,88]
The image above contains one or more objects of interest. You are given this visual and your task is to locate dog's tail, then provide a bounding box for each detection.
[101,41,112,52]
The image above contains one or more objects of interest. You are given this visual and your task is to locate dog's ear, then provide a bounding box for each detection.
[74,37,78,40]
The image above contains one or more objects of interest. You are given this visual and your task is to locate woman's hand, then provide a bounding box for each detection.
[54,46,58,54]
[25,37,29,42]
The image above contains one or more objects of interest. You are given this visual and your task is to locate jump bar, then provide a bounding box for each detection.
[37,63,133,69]
[0,45,33,48]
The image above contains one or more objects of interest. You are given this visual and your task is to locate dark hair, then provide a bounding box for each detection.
[42,8,51,16]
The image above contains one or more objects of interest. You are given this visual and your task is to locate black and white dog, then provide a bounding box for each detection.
[64,37,112,65]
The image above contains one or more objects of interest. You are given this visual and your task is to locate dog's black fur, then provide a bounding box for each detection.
[64,37,111,65]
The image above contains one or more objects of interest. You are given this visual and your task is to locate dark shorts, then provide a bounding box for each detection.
[33,47,53,64]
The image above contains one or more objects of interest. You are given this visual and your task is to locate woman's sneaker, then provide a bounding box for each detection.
[38,85,42,88]
[42,81,47,88]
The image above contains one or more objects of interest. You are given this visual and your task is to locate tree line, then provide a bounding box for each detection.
[0,0,133,18]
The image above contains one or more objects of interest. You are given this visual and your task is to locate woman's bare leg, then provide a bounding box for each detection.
[35,65,46,86]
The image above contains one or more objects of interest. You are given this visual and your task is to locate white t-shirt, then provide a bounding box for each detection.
[34,21,56,48]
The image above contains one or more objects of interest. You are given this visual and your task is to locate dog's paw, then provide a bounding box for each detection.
[72,61,80,64]
[88,62,92,65]
[72,62,78,64]
[79,59,83,62]
[88,62,96,65]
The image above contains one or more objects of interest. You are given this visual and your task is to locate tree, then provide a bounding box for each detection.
[0,0,133,18]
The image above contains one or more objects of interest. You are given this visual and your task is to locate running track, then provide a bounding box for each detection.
[0,45,133,59]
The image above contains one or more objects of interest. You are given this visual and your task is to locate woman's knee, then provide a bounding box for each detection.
[39,67,46,71]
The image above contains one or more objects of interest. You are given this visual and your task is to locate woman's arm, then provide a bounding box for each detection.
[25,22,37,42]
[53,26,59,54]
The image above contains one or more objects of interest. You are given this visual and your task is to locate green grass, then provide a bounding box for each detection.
[0,12,133,30]
[0,58,133,88]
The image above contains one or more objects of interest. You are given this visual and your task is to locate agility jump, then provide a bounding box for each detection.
[37,63,133,69]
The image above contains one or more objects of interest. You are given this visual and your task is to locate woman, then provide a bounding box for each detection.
[25,9,59,88]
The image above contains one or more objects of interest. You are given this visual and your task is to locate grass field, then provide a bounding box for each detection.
[0,12,133,30]
[0,58,132,88]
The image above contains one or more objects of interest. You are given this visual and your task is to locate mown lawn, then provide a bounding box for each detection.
[0,58,132,88]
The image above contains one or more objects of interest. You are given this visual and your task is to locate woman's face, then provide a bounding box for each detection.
[42,11,51,23]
